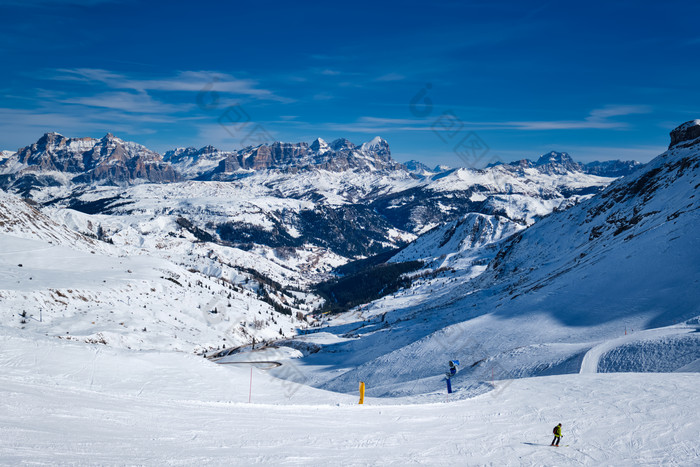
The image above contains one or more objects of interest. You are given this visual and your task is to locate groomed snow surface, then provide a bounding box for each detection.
[1,329,699,466]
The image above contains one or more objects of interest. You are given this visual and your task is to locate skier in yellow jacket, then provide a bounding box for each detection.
[551,423,562,446]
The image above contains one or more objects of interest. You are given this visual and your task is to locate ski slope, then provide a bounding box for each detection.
[580,324,699,374]
[1,331,699,466]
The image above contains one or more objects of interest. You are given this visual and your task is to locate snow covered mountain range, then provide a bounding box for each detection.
[0,133,639,190]
[0,133,631,268]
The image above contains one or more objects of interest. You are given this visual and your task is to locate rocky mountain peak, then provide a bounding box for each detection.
[199,145,218,154]
[330,138,356,151]
[310,138,330,154]
[536,151,575,166]
[1,133,179,191]
[36,132,67,148]
[534,151,581,174]
[360,136,389,152]
[669,120,700,149]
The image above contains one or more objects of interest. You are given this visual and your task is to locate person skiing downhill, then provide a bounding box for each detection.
[551,423,562,446]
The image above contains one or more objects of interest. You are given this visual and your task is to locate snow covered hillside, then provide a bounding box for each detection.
[0,190,100,252]
[0,191,310,354]
[283,121,700,397]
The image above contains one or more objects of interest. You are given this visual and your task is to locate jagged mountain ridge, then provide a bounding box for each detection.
[0,133,180,194]
[2,133,639,192]
[402,160,433,175]
[169,136,402,181]
[38,158,615,267]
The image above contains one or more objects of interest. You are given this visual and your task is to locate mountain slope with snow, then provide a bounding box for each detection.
[0,190,310,354]
[287,121,700,396]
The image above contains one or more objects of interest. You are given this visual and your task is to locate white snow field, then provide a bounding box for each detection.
[1,330,699,466]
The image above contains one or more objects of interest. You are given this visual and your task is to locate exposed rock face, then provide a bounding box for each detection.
[13,132,96,173]
[669,120,700,149]
[0,133,180,189]
[204,136,404,180]
[310,138,330,154]
[535,151,581,174]
[163,146,230,179]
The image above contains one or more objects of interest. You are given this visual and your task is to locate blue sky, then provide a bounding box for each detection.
[1,0,699,167]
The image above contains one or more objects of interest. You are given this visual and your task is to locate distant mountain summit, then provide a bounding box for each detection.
[583,160,643,178]
[163,145,237,179]
[0,134,404,191]
[402,160,433,175]
[669,119,700,148]
[535,151,581,174]
[0,132,179,193]
[487,150,640,178]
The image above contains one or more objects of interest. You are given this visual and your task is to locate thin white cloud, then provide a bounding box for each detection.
[51,68,291,102]
[62,91,188,114]
[505,105,652,131]
[0,106,163,150]
[312,92,335,101]
[375,73,406,82]
[312,106,652,135]
[359,117,430,125]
